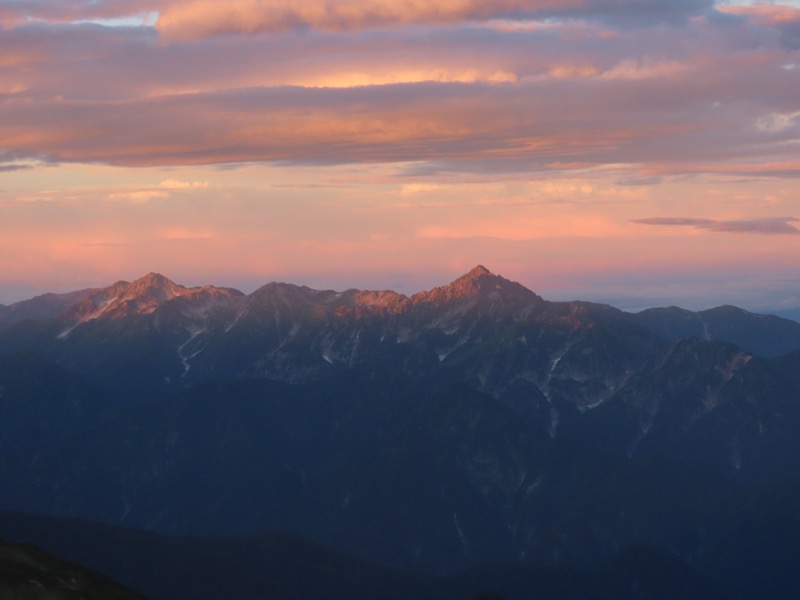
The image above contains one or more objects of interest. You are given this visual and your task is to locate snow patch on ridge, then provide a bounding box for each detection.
[57,324,79,340]
[178,324,207,375]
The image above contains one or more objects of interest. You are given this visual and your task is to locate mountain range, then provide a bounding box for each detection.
[2,266,800,598]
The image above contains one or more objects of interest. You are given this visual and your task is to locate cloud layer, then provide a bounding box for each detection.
[1,3,798,176]
[155,0,714,40]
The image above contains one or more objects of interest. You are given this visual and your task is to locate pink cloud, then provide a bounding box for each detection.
[718,4,800,26]
[155,0,561,40]
[155,0,713,41]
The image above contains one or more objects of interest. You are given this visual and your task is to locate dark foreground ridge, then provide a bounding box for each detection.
[0,535,151,600]
[0,511,723,600]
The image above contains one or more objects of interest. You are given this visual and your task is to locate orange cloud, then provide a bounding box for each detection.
[717,4,800,26]
[156,0,581,41]
[296,68,518,88]
[159,179,210,189]
[108,190,170,203]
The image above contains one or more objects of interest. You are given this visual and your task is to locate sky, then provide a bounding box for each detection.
[1,0,799,316]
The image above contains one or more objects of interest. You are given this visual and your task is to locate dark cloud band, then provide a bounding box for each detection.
[632,217,800,235]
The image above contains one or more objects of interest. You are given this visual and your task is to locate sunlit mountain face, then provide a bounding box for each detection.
[1,267,800,598]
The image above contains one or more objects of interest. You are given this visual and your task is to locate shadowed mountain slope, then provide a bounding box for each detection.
[630,305,800,358]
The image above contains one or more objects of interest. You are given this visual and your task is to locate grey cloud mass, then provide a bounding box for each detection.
[632,217,800,235]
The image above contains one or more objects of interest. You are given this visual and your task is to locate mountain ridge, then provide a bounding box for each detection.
[0,266,799,409]
[3,267,800,596]
[0,265,797,333]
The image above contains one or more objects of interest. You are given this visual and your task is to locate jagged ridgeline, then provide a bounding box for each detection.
[1,267,800,598]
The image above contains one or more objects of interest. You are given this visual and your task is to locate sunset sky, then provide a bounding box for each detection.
[1,0,799,315]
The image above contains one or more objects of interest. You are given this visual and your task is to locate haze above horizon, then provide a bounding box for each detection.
[1,0,799,317]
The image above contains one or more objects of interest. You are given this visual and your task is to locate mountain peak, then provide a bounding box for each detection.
[464,264,492,278]
[135,272,175,286]
[448,265,498,289]
[411,266,541,307]
[125,273,183,300]
[58,274,239,327]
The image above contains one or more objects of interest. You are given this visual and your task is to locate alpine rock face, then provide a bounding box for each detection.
[59,273,238,322]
